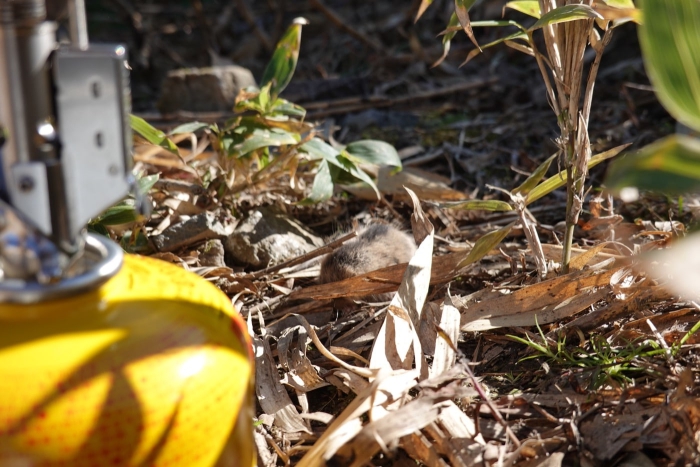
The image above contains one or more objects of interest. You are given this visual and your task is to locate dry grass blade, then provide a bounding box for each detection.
[290,314,378,379]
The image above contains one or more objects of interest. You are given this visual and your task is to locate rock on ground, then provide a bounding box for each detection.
[225,208,323,269]
[157,65,256,113]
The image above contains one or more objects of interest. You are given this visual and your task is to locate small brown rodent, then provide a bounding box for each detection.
[319,224,416,300]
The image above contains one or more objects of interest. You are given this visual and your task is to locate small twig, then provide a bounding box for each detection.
[136,78,498,124]
[154,179,206,196]
[380,195,402,220]
[244,294,284,317]
[305,78,497,118]
[462,356,521,448]
[647,318,676,370]
[191,0,217,52]
[244,230,359,280]
[309,0,383,52]
[234,0,274,52]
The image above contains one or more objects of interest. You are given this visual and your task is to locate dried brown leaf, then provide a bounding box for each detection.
[460,267,617,331]
[369,189,434,377]
[341,166,468,201]
[252,333,311,434]
[297,369,420,466]
[430,292,461,378]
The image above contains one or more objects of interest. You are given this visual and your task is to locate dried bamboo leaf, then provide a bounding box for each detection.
[430,292,461,378]
[369,188,434,377]
[401,432,450,467]
[460,267,617,331]
[253,334,311,433]
[297,369,420,466]
[289,249,465,301]
[336,399,454,466]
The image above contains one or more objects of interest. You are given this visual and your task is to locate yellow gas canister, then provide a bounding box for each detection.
[0,242,255,466]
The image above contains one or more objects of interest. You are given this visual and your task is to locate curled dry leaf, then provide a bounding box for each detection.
[277,326,327,393]
[408,185,435,245]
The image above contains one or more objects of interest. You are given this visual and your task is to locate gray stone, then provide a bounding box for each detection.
[152,212,228,252]
[225,208,323,269]
[197,239,226,268]
[157,65,257,113]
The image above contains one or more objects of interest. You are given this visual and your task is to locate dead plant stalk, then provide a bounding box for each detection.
[534,0,613,273]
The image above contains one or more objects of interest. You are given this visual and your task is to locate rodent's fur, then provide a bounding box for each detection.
[318,224,416,301]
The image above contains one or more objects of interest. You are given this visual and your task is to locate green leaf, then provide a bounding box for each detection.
[260,18,308,99]
[130,115,178,155]
[299,159,333,204]
[529,5,603,31]
[169,122,210,135]
[526,144,629,204]
[505,1,541,18]
[95,202,138,225]
[234,127,299,157]
[471,20,528,30]
[137,173,160,193]
[457,222,516,269]
[300,138,339,161]
[460,27,528,65]
[300,138,380,199]
[638,0,700,132]
[602,0,636,8]
[235,83,272,115]
[605,135,700,194]
[337,152,380,199]
[88,222,110,237]
[344,140,402,167]
[513,153,557,196]
[437,199,513,211]
[270,98,306,118]
[433,13,461,67]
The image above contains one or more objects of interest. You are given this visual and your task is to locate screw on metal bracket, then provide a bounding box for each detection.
[18,176,35,192]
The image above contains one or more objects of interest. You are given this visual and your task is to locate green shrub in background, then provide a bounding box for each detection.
[606,0,700,194]
[136,18,401,204]
[105,18,402,251]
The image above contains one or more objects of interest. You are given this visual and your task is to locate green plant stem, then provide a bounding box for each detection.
[562,137,576,273]
[562,219,575,273]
